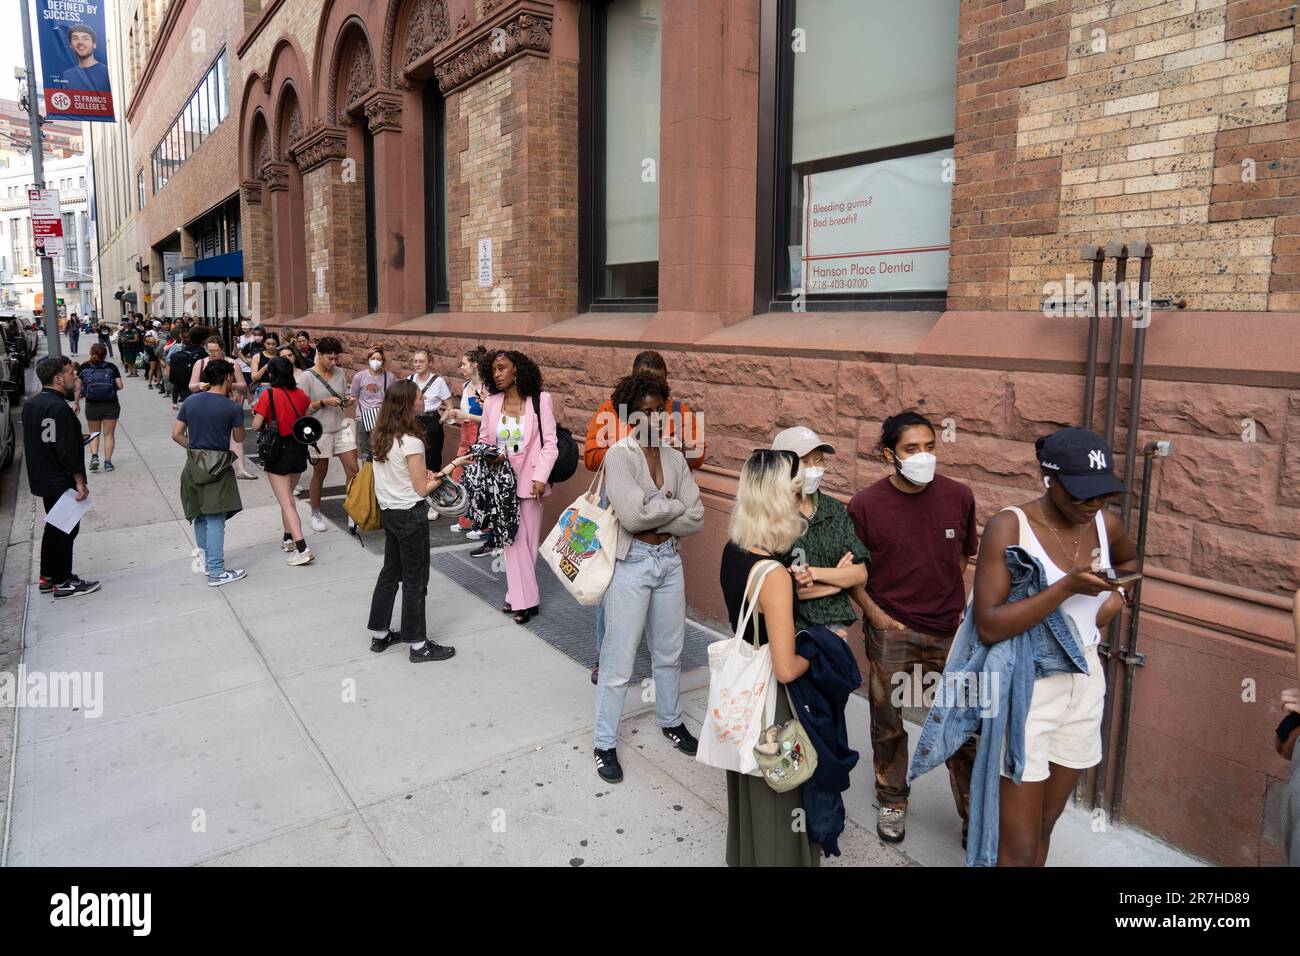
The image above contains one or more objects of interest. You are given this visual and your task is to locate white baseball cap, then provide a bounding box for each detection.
[771,426,835,458]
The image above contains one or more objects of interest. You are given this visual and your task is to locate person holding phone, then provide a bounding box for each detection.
[971,427,1138,866]
[300,337,359,532]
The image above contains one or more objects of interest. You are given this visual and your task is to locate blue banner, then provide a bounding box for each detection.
[36,0,115,122]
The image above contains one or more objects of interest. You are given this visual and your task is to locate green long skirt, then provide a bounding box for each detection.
[725,688,820,867]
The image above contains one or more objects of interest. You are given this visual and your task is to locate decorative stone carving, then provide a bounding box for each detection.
[289,122,350,174]
[241,179,263,205]
[344,40,376,110]
[404,0,451,69]
[262,162,290,192]
[286,104,303,158]
[365,94,403,134]
[457,10,470,33]
[481,0,508,15]
[434,12,552,94]
[256,133,271,177]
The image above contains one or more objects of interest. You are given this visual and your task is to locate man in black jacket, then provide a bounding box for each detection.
[22,356,99,598]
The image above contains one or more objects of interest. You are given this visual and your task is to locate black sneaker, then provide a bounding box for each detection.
[89,454,99,472]
[409,642,456,663]
[369,630,404,653]
[53,576,101,599]
[594,747,623,783]
[662,723,699,755]
[470,542,494,558]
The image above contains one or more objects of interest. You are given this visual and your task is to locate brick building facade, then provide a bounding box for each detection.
[127,0,246,307]
[233,0,1299,865]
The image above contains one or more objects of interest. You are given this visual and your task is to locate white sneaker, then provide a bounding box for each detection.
[207,569,247,587]
[191,548,205,574]
[286,548,315,566]
[465,529,485,540]
[449,522,462,531]
[310,512,327,533]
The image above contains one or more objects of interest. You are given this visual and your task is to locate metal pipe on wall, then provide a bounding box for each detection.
[1120,242,1153,530]
[1102,241,1127,449]
[1081,244,1105,431]
[1111,440,1173,822]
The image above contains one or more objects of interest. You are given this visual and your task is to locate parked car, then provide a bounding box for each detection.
[0,326,22,398]
[0,389,13,469]
[0,315,36,370]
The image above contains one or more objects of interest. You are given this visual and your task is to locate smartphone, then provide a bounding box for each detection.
[83,431,101,446]
[1103,569,1143,587]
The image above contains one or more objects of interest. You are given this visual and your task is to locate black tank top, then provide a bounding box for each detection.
[720,542,783,646]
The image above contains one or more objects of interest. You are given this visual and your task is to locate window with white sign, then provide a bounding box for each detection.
[757,0,959,310]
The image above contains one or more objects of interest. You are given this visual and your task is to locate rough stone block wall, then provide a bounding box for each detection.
[278,324,1300,598]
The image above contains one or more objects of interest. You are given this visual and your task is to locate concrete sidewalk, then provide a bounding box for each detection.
[1,360,1202,867]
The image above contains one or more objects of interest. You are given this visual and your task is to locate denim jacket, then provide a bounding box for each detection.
[906,545,1089,866]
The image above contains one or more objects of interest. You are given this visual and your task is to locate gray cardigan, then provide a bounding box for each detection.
[603,436,705,560]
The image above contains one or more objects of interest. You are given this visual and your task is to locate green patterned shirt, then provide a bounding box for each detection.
[780,491,871,630]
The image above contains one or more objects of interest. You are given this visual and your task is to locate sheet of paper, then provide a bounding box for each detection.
[45,488,92,534]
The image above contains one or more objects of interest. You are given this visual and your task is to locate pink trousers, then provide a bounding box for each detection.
[505,497,544,610]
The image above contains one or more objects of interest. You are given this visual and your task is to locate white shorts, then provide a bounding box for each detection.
[314,417,357,458]
[1003,644,1105,782]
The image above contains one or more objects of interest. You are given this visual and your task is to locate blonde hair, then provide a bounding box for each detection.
[729,450,807,554]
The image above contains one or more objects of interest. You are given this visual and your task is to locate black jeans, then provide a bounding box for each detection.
[40,494,80,583]
[367,500,430,642]
[418,414,444,471]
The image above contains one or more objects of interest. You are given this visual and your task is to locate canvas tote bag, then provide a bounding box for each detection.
[538,466,620,606]
[696,559,782,775]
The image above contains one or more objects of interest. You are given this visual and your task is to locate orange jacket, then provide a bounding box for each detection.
[583,398,706,472]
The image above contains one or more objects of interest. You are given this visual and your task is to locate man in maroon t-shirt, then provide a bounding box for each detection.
[848,411,978,847]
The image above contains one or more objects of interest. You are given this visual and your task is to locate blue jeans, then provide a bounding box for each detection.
[193,513,226,579]
[593,538,685,750]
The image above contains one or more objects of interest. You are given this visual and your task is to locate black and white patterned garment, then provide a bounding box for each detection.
[462,441,521,547]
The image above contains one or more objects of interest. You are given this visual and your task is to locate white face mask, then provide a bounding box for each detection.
[369,359,383,372]
[896,451,936,486]
[802,466,825,495]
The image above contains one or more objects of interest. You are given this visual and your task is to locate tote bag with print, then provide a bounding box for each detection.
[696,560,782,776]
[538,467,619,606]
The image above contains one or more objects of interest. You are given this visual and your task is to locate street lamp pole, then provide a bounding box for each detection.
[20,0,63,358]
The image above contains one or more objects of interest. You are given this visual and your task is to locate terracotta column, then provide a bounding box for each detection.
[362,90,416,316]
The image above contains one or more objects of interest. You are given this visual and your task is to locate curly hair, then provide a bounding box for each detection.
[610,372,671,421]
[479,349,543,398]
[875,410,936,457]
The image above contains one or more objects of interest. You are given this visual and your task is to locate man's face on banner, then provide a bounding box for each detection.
[69,29,95,61]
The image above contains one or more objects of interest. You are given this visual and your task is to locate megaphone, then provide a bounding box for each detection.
[292,415,324,446]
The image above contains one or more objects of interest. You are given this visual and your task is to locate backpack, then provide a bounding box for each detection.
[532,393,579,485]
[82,364,116,402]
[344,461,383,532]
[169,345,203,388]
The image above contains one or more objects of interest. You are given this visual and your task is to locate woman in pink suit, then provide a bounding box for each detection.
[479,349,558,624]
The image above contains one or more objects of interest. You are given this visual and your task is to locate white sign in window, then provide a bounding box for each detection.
[801,149,953,294]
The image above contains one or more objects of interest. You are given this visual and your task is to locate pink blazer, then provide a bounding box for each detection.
[481,390,559,499]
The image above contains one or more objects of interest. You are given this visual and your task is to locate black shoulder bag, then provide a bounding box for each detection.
[257,388,288,465]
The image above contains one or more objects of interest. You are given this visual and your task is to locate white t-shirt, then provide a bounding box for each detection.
[373,435,426,510]
[409,373,452,413]
[495,410,528,457]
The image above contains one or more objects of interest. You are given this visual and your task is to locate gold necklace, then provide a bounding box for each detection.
[1037,500,1082,566]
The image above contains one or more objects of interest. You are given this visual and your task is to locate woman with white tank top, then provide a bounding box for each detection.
[971,428,1138,867]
